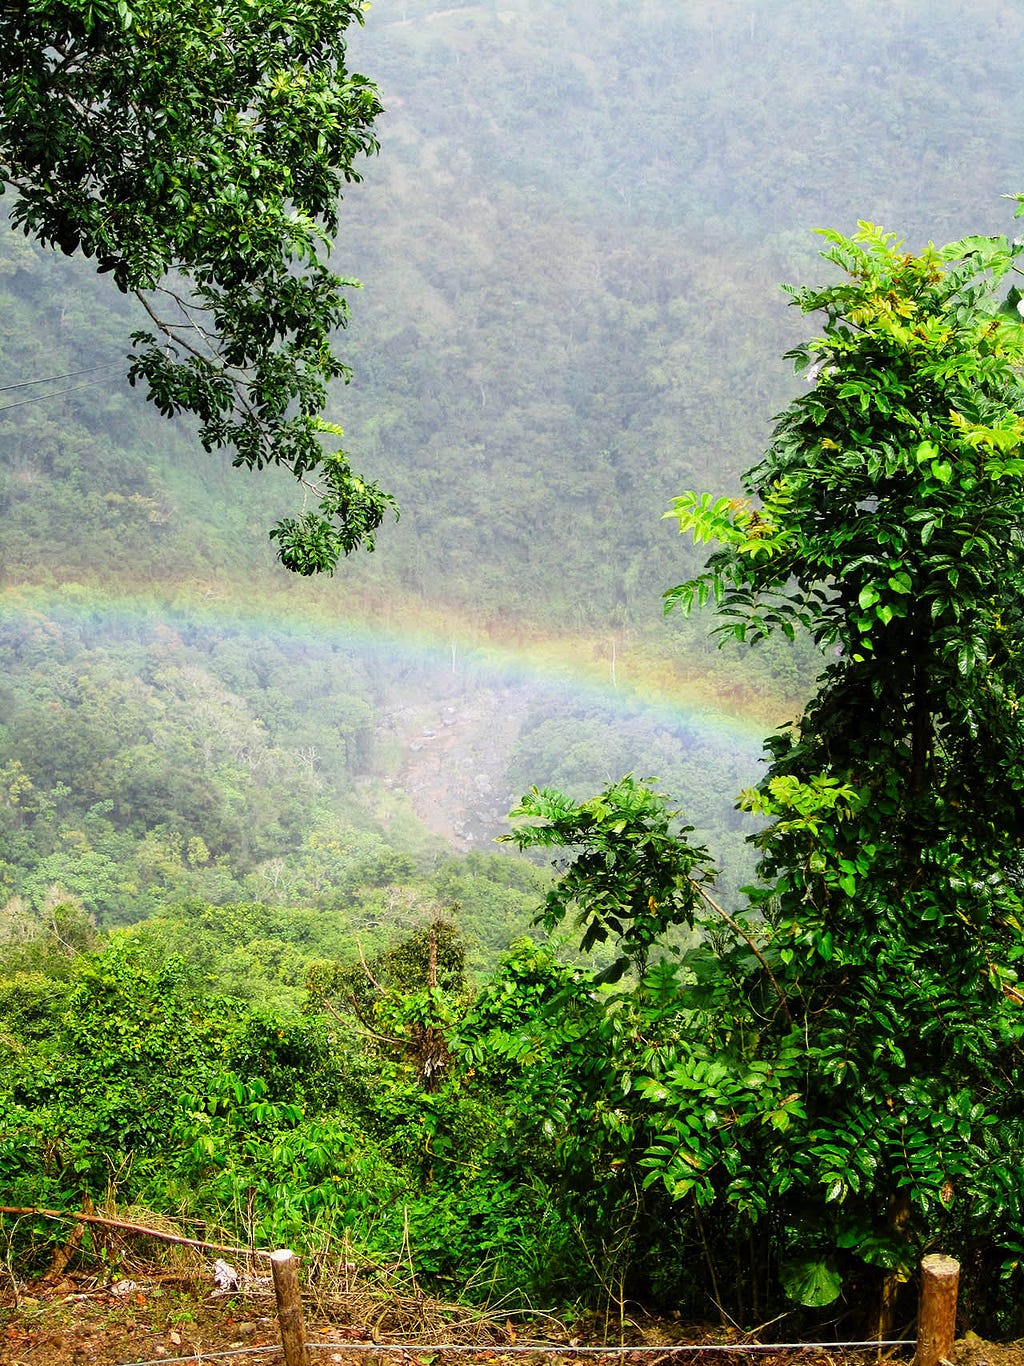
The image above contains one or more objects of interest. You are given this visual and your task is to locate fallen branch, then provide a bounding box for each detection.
[0,1205,268,1259]
[357,935,390,997]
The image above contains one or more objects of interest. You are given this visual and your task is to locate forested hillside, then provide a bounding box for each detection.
[9,0,1024,620]
[335,0,1024,623]
[6,0,1024,913]
[4,0,1024,1334]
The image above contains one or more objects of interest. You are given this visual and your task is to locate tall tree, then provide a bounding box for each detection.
[512,224,1024,1322]
[662,221,1024,1311]
[0,0,395,572]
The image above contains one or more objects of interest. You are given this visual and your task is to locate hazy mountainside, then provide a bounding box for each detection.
[9,0,1024,626]
[3,0,1024,933]
[333,0,1024,626]
[0,596,762,935]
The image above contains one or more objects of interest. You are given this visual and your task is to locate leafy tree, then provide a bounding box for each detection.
[508,224,1024,1325]
[503,776,714,982]
[662,222,1024,1320]
[503,783,803,1315]
[308,917,468,1092]
[0,0,395,572]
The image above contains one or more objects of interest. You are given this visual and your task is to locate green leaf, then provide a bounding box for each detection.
[858,584,880,610]
[780,1258,843,1307]
[931,460,953,484]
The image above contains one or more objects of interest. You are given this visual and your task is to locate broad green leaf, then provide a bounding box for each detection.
[858,584,880,609]
[780,1259,843,1307]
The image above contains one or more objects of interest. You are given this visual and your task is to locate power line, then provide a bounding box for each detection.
[0,375,123,414]
[0,359,124,394]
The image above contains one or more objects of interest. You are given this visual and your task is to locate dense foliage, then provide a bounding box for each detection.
[659,226,1024,1321]
[9,0,1024,1338]
[0,908,623,1301]
[0,0,395,571]
[8,226,1024,1336]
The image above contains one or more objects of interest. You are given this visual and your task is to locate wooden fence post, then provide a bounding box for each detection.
[270,1248,310,1366]
[914,1253,960,1366]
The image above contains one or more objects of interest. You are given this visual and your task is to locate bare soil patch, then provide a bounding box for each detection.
[0,1273,941,1366]
[950,1333,1024,1366]
[1,1275,280,1364]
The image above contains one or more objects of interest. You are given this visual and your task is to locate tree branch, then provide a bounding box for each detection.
[0,1206,268,1258]
[691,881,794,1025]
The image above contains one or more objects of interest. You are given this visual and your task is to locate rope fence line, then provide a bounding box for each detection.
[121,1349,280,1366]
[313,1344,919,1354]
[148,1246,956,1366]
[116,1343,921,1366]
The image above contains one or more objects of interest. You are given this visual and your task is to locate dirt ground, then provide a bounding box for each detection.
[4,1273,1024,1366]
[0,1267,917,1366]
[950,1333,1024,1366]
[1,1276,284,1364]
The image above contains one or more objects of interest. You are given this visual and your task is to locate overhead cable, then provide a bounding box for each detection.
[0,376,122,414]
[0,359,124,394]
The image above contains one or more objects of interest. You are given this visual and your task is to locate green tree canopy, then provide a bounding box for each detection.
[660,222,1024,1310]
[508,223,1024,1323]
[668,221,1024,895]
[0,0,395,572]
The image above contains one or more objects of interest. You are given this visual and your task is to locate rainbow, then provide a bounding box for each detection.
[0,577,785,762]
